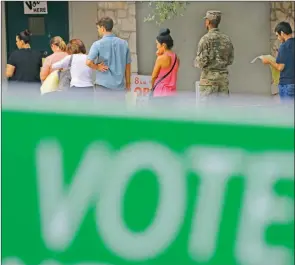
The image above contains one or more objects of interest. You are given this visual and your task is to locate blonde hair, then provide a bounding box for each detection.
[50,36,67,52]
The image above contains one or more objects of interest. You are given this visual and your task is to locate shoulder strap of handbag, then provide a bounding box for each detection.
[152,54,177,92]
[58,55,73,79]
[68,55,73,68]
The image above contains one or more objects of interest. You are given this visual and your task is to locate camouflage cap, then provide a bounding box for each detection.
[203,10,222,21]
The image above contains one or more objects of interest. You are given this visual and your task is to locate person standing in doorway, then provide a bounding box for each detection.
[40,36,68,82]
[86,16,132,102]
[262,22,294,100]
[194,11,234,99]
[5,29,42,94]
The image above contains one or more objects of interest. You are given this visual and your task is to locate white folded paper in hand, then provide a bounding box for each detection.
[250,56,263,63]
[250,54,280,89]
[250,54,276,64]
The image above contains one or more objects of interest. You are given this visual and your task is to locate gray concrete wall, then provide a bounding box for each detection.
[69,2,98,53]
[136,2,271,95]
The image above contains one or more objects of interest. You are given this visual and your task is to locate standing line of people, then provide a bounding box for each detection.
[5,16,180,101]
[5,13,294,102]
[52,39,94,95]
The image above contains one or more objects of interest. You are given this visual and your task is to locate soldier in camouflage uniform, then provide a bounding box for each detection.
[194,11,234,98]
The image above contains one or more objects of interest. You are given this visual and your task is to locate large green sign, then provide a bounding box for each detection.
[2,106,294,265]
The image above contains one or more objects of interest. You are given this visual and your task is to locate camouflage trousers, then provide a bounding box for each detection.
[199,71,229,99]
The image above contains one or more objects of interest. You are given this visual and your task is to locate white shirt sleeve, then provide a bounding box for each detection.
[52,55,71,69]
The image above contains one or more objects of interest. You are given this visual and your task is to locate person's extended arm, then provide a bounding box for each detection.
[52,55,71,70]
[6,52,17,78]
[269,60,285,71]
[263,58,285,72]
[194,36,209,69]
[228,41,234,66]
[262,47,285,72]
[125,46,132,91]
[125,64,131,91]
[86,42,108,72]
[86,60,108,72]
[151,56,163,88]
[6,64,15,78]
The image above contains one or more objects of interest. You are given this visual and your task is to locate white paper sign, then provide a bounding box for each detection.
[131,74,151,93]
[131,74,152,106]
[24,1,48,14]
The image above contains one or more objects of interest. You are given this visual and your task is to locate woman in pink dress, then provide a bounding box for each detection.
[40,36,68,82]
[151,28,179,98]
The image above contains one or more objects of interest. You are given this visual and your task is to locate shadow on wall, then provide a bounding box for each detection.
[136,2,271,95]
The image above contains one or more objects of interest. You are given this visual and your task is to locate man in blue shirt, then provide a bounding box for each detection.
[86,17,132,100]
[262,22,294,100]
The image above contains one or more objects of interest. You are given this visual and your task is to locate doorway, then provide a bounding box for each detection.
[5,1,69,59]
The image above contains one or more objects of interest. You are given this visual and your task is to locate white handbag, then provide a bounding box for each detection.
[40,70,60,95]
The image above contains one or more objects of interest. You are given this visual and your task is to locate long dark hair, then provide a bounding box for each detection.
[17,29,32,44]
[156,28,174,49]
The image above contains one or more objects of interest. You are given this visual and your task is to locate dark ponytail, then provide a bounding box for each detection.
[17,29,32,44]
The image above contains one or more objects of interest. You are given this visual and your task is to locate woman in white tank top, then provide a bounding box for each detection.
[52,39,94,98]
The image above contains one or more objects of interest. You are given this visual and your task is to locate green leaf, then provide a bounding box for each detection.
[144,1,189,25]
